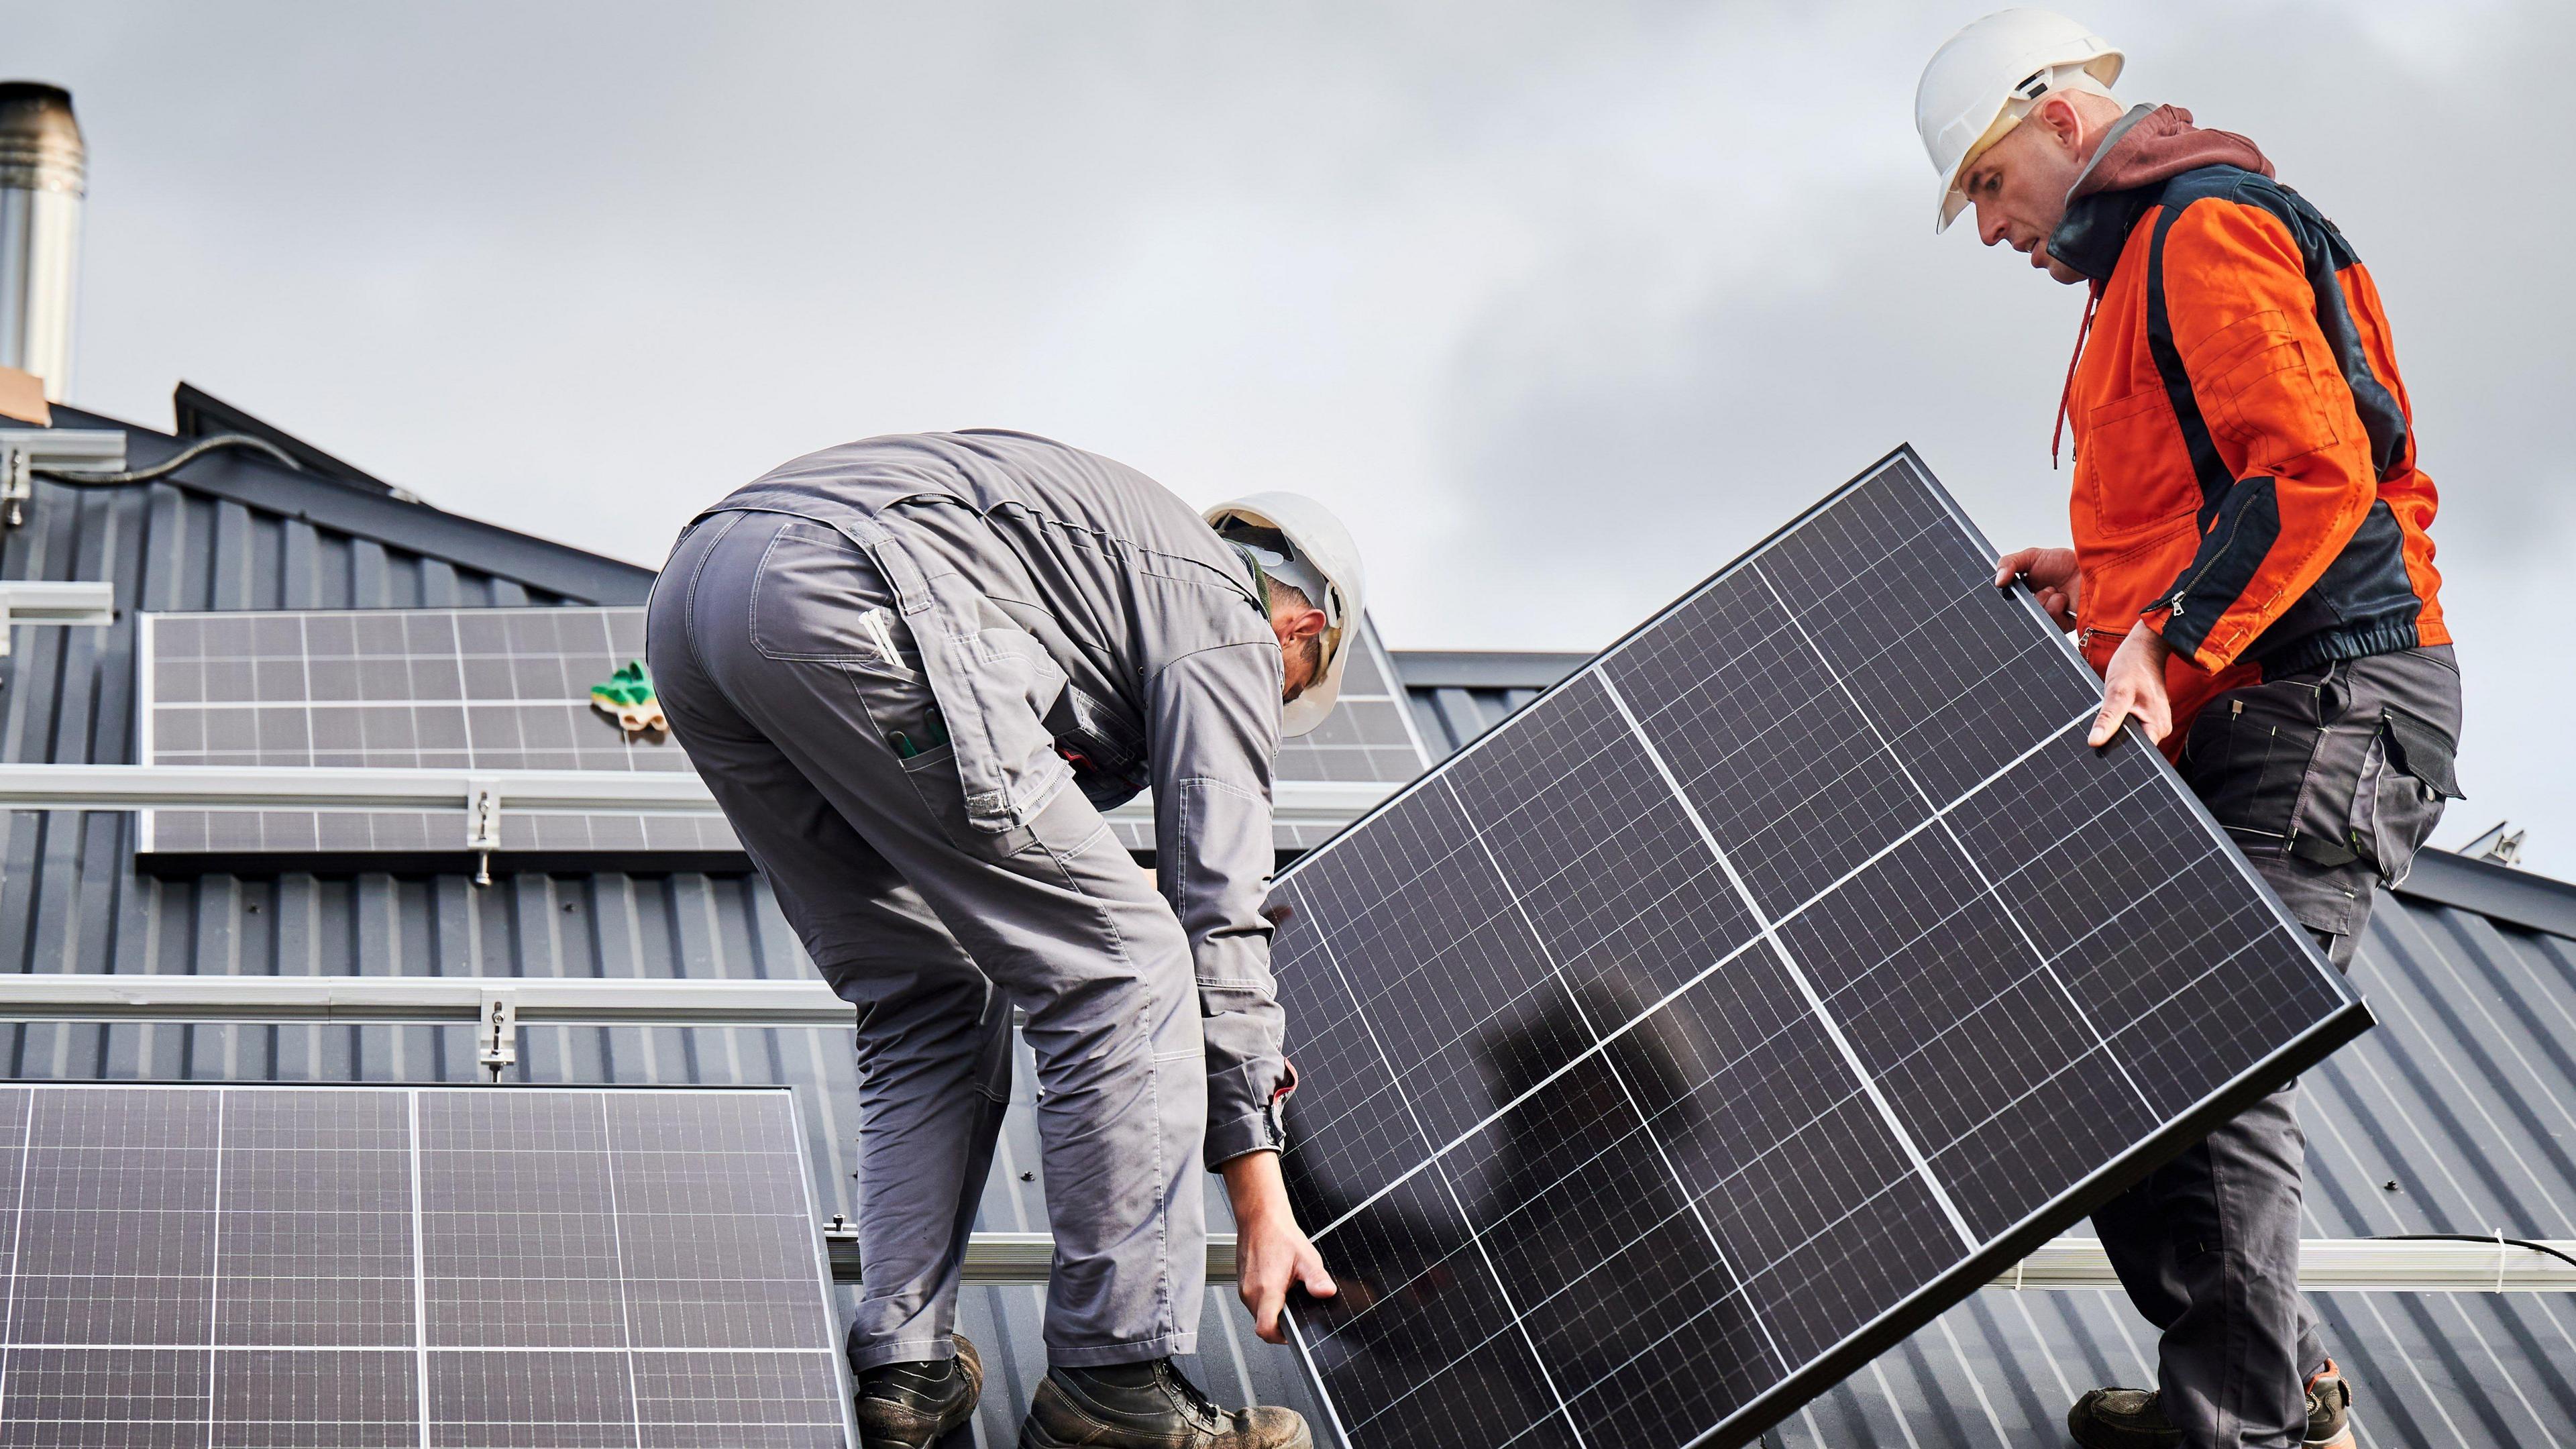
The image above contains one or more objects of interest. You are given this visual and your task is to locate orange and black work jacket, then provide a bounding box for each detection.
[2047,105,2447,743]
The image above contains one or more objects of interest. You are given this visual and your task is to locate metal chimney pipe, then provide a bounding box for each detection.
[0,84,85,403]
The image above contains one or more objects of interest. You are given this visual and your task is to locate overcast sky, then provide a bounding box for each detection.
[16,0,2572,871]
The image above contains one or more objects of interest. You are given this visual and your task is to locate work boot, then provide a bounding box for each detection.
[2064,1386,2180,1449]
[2306,1358,2357,1448]
[1018,1357,1310,1448]
[857,1332,983,1449]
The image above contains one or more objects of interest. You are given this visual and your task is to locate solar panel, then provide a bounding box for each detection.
[1267,448,2369,1449]
[137,606,737,868]
[136,606,1426,867]
[0,1085,854,1449]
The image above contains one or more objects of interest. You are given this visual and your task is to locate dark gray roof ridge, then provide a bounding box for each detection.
[36,403,657,604]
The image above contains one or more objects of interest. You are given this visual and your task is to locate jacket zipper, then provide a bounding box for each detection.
[2145,507,2251,627]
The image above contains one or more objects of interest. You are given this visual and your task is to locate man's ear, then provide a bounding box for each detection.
[2031,93,2087,152]
[1281,607,1328,643]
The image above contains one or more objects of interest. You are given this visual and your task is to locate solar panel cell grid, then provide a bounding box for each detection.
[144,606,1424,861]
[1272,450,2366,1449]
[0,1086,853,1449]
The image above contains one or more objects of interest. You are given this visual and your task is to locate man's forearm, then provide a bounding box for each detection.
[1221,1148,1290,1226]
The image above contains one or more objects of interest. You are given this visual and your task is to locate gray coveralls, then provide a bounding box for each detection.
[2094,645,2461,1446]
[642,431,1293,1371]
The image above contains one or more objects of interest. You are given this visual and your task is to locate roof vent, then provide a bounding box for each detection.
[0,83,85,403]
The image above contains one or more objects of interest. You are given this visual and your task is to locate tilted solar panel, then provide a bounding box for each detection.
[0,1085,853,1448]
[1267,448,2369,1449]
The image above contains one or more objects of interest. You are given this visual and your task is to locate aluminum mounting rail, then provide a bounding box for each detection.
[0,971,855,1026]
[0,580,115,656]
[821,1230,1242,1287]
[1996,1234,2576,1293]
[0,971,860,1081]
[0,763,1396,827]
[826,1232,2576,1289]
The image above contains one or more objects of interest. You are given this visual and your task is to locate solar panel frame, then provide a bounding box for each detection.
[0,1083,859,1449]
[1267,445,2373,1449]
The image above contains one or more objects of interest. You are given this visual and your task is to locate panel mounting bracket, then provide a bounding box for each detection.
[465,775,502,886]
[0,582,117,658]
[475,989,518,1082]
[0,429,129,529]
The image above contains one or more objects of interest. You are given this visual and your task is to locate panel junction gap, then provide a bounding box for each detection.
[1592,671,1983,1251]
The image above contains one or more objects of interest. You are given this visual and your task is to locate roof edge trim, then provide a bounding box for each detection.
[48,405,657,603]
[2387,847,2576,940]
[1388,649,1589,690]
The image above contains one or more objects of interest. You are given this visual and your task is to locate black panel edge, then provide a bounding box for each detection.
[1285,1313,1362,1449]
[1687,994,2375,1449]
[1273,444,1925,890]
[1898,447,2366,1020]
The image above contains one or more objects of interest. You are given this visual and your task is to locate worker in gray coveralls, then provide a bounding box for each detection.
[644,431,1347,1449]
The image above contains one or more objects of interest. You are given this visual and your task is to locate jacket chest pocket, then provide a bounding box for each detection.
[2076,387,2204,542]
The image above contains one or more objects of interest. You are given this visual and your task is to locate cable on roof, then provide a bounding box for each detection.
[31,432,301,484]
[2373,1233,2576,1275]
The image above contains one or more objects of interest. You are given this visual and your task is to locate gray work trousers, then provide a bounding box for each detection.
[2093,645,2459,1448]
[645,509,1208,1371]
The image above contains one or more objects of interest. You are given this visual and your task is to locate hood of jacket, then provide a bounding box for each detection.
[2047,105,2275,280]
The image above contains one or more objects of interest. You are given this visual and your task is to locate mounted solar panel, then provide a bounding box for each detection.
[135,605,1426,870]
[0,1084,855,1448]
[136,606,737,871]
[1267,448,2370,1449]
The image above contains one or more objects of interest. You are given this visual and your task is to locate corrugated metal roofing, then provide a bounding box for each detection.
[0,413,2567,1446]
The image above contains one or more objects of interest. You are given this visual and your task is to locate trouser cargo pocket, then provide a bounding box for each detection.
[2179,645,2461,937]
[2349,701,2460,888]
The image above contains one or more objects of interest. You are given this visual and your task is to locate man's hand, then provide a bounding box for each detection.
[2090,625,2173,747]
[1220,1150,1336,1345]
[1994,546,2080,632]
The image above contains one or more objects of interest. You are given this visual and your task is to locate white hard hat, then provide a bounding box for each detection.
[1917,8,2123,233]
[1203,490,1366,737]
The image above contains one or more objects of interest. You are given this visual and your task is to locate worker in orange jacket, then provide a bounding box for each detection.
[1918,11,2463,1449]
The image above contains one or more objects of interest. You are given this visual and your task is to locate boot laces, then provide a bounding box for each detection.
[1157,1360,1226,1430]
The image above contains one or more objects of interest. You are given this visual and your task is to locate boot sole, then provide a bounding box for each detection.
[1016,1415,1313,1449]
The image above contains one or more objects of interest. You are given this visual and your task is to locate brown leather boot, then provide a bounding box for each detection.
[857,1332,982,1449]
[1018,1358,1309,1448]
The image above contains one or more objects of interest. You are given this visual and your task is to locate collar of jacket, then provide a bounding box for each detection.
[1223,541,1278,623]
[2046,105,2163,282]
[2045,103,2275,283]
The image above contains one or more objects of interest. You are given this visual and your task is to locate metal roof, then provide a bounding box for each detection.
[0,412,2567,1445]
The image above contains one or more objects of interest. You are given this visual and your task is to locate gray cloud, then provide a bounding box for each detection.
[13,0,2571,869]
